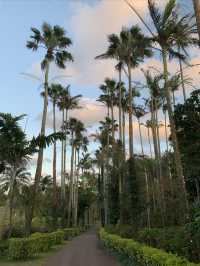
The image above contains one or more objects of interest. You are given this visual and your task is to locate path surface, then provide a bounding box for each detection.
[44,229,121,266]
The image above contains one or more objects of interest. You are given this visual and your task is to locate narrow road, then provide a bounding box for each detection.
[44,229,121,266]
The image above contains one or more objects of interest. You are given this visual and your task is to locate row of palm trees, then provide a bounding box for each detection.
[26,23,93,230]
[94,0,199,226]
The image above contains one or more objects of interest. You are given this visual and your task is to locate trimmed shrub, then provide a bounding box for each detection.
[8,230,65,260]
[99,228,200,266]
[8,237,39,260]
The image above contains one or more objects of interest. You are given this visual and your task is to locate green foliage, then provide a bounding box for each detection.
[100,228,200,266]
[62,228,82,240]
[7,230,65,260]
[6,227,86,260]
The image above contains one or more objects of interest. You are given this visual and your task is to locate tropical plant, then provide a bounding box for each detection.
[26,22,73,231]
[147,0,198,217]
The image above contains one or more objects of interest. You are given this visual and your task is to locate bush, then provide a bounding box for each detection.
[8,230,65,260]
[137,226,200,262]
[107,224,200,263]
[62,228,82,240]
[99,228,200,266]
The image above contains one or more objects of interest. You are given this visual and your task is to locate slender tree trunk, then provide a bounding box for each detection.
[28,62,49,234]
[52,101,57,225]
[118,68,122,142]
[179,53,187,102]
[127,61,134,158]
[74,149,80,226]
[172,90,176,108]
[162,48,188,217]
[164,111,169,152]
[138,119,151,228]
[147,127,153,158]
[8,168,16,237]
[111,99,115,140]
[193,0,200,41]
[164,110,173,194]
[138,118,144,155]
[63,109,68,185]
[68,134,75,226]
[122,110,126,157]
[61,110,65,205]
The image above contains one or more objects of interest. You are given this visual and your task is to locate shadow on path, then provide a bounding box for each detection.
[44,229,121,266]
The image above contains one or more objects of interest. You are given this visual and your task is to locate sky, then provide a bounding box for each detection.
[0,0,199,177]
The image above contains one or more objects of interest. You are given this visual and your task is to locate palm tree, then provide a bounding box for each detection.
[67,118,85,226]
[73,136,89,226]
[96,34,125,144]
[193,0,200,41]
[26,22,73,223]
[47,83,63,219]
[148,0,197,213]
[118,27,152,158]
[98,79,118,141]
[97,26,152,158]
[57,86,82,214]
[133,106,151,228]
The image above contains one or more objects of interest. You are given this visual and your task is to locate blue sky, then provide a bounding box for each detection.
[0,0,199,177]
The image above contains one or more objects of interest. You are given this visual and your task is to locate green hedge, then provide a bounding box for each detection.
[99,228,200,266]
[8,230,65,260]
[2,227,86,260]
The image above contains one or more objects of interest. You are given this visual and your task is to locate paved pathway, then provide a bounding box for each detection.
[44,229,121,266]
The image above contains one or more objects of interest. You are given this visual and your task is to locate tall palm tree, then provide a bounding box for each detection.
[47,83,63,218]
[96,35,125,144]
[97,26,152,158]
[148,0,197,214]
[57,86,70,207]
[133,106,151,228]
[26,22,73,224]
[118,27,152,158]
[67,118,85,226]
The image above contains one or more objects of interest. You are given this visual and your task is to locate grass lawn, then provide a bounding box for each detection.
[0,242,68,266]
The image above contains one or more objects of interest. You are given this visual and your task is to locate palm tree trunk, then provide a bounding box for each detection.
[61,110,65,205]
[193,0,200,41]
[122,110,126,157]
[8,167,16,237]
[147,127,153,158]
[172,90,176,108]
[138,118,144,155]
[138,119,151,228]
[74,149,80,226]
[63,109,68,186]
[111,99,115,140]
[52,101,57,224]
[127,61,134,158]
[179,52,187,102]
[68,135,75,226]
[162,48,188,216]
[164,111,169,152]
[164,110,173,193]
[28,62,49,234]
[118,68,122,142]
